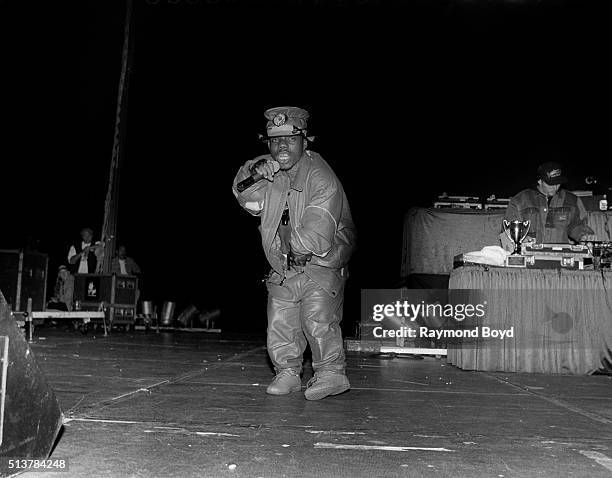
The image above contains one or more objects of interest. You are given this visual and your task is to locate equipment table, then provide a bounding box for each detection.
[448,266,612,374]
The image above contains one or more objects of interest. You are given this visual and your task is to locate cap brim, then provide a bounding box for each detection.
[543,176,566,185]
[258,133,315,142]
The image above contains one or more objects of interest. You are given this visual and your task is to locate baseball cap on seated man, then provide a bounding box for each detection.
[537,161,567,185]
[260,106,315,141]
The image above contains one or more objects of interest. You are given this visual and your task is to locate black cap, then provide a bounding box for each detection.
[537,161,567,185]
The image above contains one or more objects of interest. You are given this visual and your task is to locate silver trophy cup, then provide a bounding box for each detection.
[503,220,531,255]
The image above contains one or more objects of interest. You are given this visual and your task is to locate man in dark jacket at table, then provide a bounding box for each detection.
[501,161,596,250]
[232,106,356,400]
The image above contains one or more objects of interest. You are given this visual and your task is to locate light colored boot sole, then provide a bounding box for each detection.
[304,384,350,401]
[266,384,302,395]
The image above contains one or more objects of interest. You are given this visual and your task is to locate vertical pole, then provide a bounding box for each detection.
[154,305,159,334]
[15,251,24,312]
[42,254,49,311]
[26,297,33,343]
[100,0,134,273]
[101,302,109,338]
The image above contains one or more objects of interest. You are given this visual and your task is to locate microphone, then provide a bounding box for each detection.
[236,160,280,192]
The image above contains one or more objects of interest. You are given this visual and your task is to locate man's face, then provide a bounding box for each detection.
[118,246,127,259]
[81,230,93,243]
[268,134,306,171]
[537,179,561,197]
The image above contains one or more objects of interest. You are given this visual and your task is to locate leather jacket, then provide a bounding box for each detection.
[233,150,356,297]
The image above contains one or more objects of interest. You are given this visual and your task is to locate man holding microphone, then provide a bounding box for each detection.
[232,106,356,400]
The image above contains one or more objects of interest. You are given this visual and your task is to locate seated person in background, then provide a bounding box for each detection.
[47,265,74,312]
[501,161,596,251]
[68,227,104,274]
[111,245,141,276]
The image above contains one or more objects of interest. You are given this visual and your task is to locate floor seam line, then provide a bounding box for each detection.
[482,372,612,426]
[66,345,265,418]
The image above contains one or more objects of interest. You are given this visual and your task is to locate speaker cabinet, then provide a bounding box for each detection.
[73,274,138,325]
[0,250,48,312]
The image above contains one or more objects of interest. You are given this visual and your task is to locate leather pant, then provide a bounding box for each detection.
[266,271,345,373]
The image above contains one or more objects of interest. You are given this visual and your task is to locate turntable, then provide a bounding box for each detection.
[434,193,482,210]
[521,243,592,270]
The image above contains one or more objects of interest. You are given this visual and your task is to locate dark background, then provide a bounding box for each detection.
[1,0,610,333]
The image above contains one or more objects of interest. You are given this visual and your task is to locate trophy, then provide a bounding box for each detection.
[502,220,531,267]
[503,220,531,255]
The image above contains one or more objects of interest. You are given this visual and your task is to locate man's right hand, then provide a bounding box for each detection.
[252,159,280,181]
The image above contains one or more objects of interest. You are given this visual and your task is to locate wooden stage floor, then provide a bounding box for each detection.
[22,327,612,478]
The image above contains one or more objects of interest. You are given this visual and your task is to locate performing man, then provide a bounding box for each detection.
[233,106,356,400]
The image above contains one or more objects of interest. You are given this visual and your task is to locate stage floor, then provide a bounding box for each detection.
[23,328,612,478]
